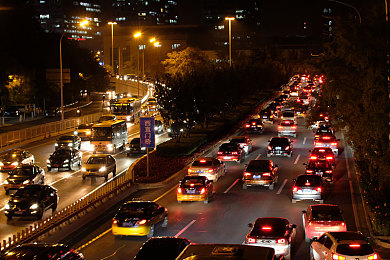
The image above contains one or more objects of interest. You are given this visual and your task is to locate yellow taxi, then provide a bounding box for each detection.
[177,176,213,204]
[112,200,167,238]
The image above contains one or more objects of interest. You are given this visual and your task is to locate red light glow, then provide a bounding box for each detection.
[138,219,147,225]
[276,238,286,244]
[200,159,207,163]
[247,238,256,243]
[200,188,206,194]
[261,226,272,231]
[177,188,182,194]
[349,244,361,248]
[262,173,271,176]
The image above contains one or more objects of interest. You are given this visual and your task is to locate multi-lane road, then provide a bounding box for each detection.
[51,115,388,259]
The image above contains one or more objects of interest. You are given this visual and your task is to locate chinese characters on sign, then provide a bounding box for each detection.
[140,117,155,148]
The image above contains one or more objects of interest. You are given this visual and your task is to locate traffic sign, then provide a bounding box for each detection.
[140,117,155,148]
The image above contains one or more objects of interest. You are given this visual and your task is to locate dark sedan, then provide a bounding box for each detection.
[55,135,81,150]
[304,160,334,183]
[47,149,82,171]
[0,243,84,259]
[134,237,190,260]
[267,137,293,157]
[5,184,58,220]
[4,165,45,195]
[245,119,264,134]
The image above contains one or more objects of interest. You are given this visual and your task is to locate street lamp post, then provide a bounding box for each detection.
[329,0,361,24]
[225,17,235,68]
[108,22,117,74]
[134,32,142,98]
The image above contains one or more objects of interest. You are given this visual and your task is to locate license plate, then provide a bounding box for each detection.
[224,156,231,160]
[122,222,133,227]
[276,147,281,150]
[263,116,267,118]
[53,164,59,167]
[186,189,195,194]
[14,211,23,215]
[253,175,261,179]
[303,189,312,193]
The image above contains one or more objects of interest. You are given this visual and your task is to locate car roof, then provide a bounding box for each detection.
[310,204,340,211]
[328,231,367,242]
[89,154,110,158]
[231,136,247,139]
[194,157,214,162]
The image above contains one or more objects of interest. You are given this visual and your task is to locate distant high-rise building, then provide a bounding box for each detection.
[27,0,102,41]
[109,0,178,26]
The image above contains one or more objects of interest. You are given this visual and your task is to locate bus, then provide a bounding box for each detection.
[91,120,127,153]
[110,97,141,122]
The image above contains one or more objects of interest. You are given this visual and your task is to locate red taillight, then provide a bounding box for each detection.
[190,183,195,187]
[217,151,223,155]
[252,122,256,126]
[315,135,320,138]
[320,114,324,117]
[177,188,182,194]
[138,219,147,225]
[278,126,282,129]
[285,146,290,150]
[257,125,262,127]
[331,142,338,146]
[310,156,318,160]
[326,156,334,160]
[340,222,345,226]
[292,126,297,129]
[323,136,331,140]
[293,186,298,192]
[112,219,118,224]
[325,170,333,173]
[244,172,252,177]
[276,238,286,244]
[316,187,322,192]
[200,188,206,194]
[207,169,214,173]
[315,142,322,146]
[263,173,271,176]
[261,226,272,231]
[306,170,313,173]
[245,124,250,128]
[200,159,206,163]
[368,253,378,260]
[247,237,256,243]
[267,146,272,150]
[349,244,361,248]
[305,182,311,186]
[232,151,238,155]
[188,168,194,173]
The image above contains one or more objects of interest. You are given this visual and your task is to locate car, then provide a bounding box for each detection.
[245,119,264,133]
[167,121,186,138]
[271,99,283,111]
[242,159,278,190]
[0,149,34,172]
[279,94,289,101]
[81,154,116,181]
[177,175,213,204]
[47,149,82,171]
[309,147,335,165]
[229,136,253,154]
[278,120,297,138]
[154,119,164,134]
[244,217,296,260]
[55,135,81,150]
[141,104,149,114]
[258,108,275,123]
[146,97,158,111]
[267,137,293,157]
[4,165,45,195]
[126,138,147,155]
[5,184,58,220]
[303,204,347,242]
[98,114,116,122]
[310,231,377,260]
[304,160,334,183]
[299,93,310,105]
[187,157,226,182]
[216,143,245,163]
[176,244,276,260]
[315,134,340,155]
[280,110,296,123]
[292,174,325,204]
[111,200,168,238]
[0,243,84,259]
[134,237,190,260]
[74,123,93,141]
[314,125,334,142]
[289,84,299,96]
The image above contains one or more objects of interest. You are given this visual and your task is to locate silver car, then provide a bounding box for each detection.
[81,154,116,181]
[187,157,226,182]
[292,174,324,203]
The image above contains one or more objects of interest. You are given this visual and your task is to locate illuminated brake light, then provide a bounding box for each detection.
[267,146,272,150]
[306,170,313,173]
[320,114,324,117]
[276,238,286,244]
[252,122,256,125]
[244,172,252,177]
[177,188,182,194]
[207,169,214,173]
[188,168,194,173]
[305,182,311,186]
[292,126,297,129]
[245,124,250,128]
[310,156,318,160]
[263,173,271,176]
[349,244,361,248]
[332,254,346,260]
[292,186,298,192]
[278,126,282,129]
[261,226,272,231]
[217,151,223,155]
[326,156,334,160]
[200,188,206,194]
[112,219,118,224]
[315,142,322,146]
[257,125,262,127]
[232,151,238,155]
[247,237,256,243]
[316,187,322,192]
[285,146,290,150]
[138,219,147,225]
[323,136,331,140]
[190,183,195,187]
[368,253,378,260]
[325,170,333,173]
[200,159,207,163]
[331,142,338,146]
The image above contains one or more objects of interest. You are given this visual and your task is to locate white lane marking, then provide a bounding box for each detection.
[255,153,261,159]
[175,220,196,238]
[276,179,288,195]
[303,137,306,144]
[49,170,81,185]
[293,154,301,165]
[224,179,239,194]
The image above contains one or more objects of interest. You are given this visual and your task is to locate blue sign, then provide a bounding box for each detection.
[140,117,155,148]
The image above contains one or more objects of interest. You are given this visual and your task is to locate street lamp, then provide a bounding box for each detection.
[134,32,142,98]
[59,19,89,130]
[108,22,117,74]
[225,17,235,68]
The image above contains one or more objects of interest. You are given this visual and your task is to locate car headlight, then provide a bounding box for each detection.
[64,159,69,163]
[154,126,158,130]
[126,116,131,121]
[0,162,3,167]
[86,130,91,135]
[99,166,107,172]
[30,203,39,210]
[74,131,78,135]
[167,128,171,133]
[23,180,30,185]
[126,147,130,150]
[4,180,8,184]
[4,204,10,210]
[46,159,50,163]
[68,143,73,147]
[107,144,113,151]
[11,162,18,166]
[81,167,86,172]
[55,143,58,146]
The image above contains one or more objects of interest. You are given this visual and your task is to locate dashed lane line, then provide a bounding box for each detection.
[303,137,307,145]
[224,179,239,194]
[276,179,288,195]
[174,220,196,238]
[255,153,262,159]
[293,154,301,165]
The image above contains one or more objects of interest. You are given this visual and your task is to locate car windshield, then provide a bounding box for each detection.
[192,160,213,167]
[87,157,106,164]
[130,138,140,144]
[230,138,246,144]
[311,207,343,221]
[92,127,112,141]
[281,120,294,126]
[308,161,331,168]
[336,244,374,256]
[270,138,289,146]
[296,175,322,186]
[0,152,22,161]
[58,136,73,141]
[10,167,33,176]
[77,124,91,129]
[52,150,71,157]
[14,187,41,198]
[219,143,239,151]
[251,218,288,237]
[182,177,205,186]
[246,160,270,172]
[283,112,294,117]
[117,203,148,217]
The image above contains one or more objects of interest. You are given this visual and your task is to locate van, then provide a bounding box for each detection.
[176,244,276,260]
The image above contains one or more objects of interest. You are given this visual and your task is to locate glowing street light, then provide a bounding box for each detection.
[134,32,142,97]
[107,22,117,74]
[225,17,235,68]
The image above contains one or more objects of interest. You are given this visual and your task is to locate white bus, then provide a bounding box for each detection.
[91,120,127,153]
[110,97,141,122]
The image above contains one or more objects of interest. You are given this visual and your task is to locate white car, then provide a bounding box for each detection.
[187,157,226,182]
[310,231,378,260]
[229,136,253,154]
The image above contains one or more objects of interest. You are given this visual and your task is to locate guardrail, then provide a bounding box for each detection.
[0,162,136,252]
[0,112,103,151]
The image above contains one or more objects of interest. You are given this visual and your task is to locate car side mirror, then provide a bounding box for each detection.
[308,150,311,152]
[311,237,318,242]
[303,163,307,166]
[291,224,297,229]
[10,194,14,197]
[268,140,270,142]
[293,178,296,182]
[337,139,340,141]
[302,210,307,214]
[275,164,278,168]
[248,223,253,228]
